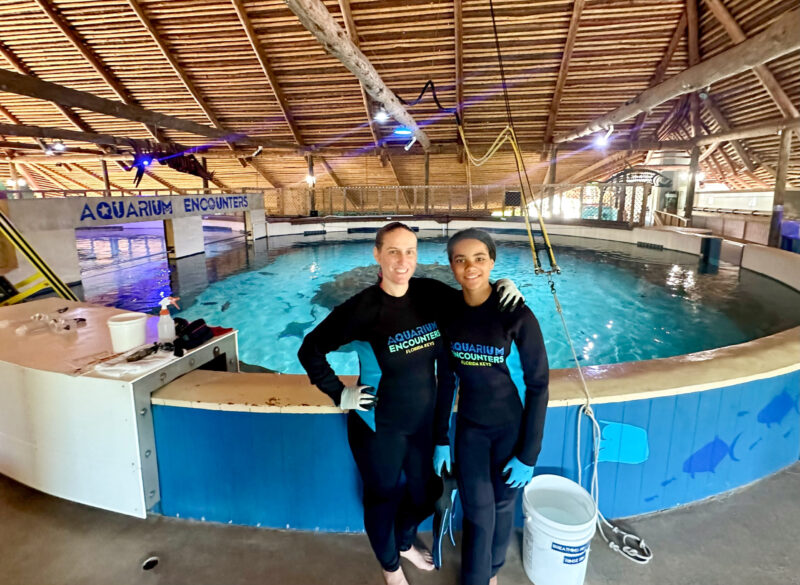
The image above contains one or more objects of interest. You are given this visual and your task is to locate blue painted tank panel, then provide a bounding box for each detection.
[153,371,799,530]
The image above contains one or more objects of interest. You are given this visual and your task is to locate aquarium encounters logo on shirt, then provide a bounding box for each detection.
[451,341,505,366]
[387,322,441,354]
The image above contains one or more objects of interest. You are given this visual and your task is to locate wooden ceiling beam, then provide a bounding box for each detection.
[28,163,74,190]
[702,95,756,172]
[563,151,629,184]
[703,0,800,125]
[0,69,295,150]
[454,0,464,126]
[232,0,303,145]
[32,0,168,143]
[541,0,585,147]
[695,117,800,146]
[337,0,381,149]
[71,163,130,191]
[29,163,92,190]
[553,8,800,144]
[232,0,341,188]
[335,0,404,195]
[0,41,91,133]
[630,13,686,142]
[283,0,431,151]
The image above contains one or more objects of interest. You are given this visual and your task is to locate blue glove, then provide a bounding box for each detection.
[503,456,534,488]
[433,445,452,476]
[495,278,525,311]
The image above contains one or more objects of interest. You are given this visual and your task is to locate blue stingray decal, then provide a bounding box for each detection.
[348,340,382,431]
[683,434,742,478]
[598,421,649,464]
[757,391,799,428]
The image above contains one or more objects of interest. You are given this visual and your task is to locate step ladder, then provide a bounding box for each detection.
[0,208,79,306]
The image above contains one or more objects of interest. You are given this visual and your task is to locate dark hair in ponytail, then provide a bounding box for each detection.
[375,221,415,250]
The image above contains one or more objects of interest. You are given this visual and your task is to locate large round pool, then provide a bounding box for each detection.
[169,232,800,374]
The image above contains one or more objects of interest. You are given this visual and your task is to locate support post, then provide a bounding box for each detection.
[100,160,111,197]
[684,146,700,221]
[768,129,792,247]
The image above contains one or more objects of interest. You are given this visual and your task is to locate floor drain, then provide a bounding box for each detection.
[142,556,159,571]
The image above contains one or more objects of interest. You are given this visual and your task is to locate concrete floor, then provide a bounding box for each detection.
[2,463,799,585]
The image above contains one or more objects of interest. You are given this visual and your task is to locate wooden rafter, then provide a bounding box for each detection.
[0,69,294,150]
[563,152,629,184]
[232,0,302,145]
[28,163,75,190]
[686,0,701,137]
[703,0,800,125]
[0,41,90,133]
[335,0,404,190]
[124,0,235,189]
[232,0,341,188]
[542,0,585,147]
[702,95,756,172]
[71,163,129,191]
[32,0,166,143]
[630,13,687,142]
[454,0,464,126]
[554,8,800,143]
[284,0,430,150]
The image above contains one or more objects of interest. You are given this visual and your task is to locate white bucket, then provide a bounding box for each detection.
[107,313,148,353]
[522,474,597,585]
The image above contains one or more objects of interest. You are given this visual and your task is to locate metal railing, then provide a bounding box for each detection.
[654,210,689,227]
[270,183,655,227]
[1,183,657,228]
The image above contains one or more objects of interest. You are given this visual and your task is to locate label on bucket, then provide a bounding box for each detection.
[552,542,589,555]
[564,553,587,565]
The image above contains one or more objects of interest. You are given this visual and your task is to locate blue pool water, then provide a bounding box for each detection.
[141,232,800,374]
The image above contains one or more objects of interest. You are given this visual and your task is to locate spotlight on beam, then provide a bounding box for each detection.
[594,126,614,148]
[374,109,390,123]
[52,140,66,152]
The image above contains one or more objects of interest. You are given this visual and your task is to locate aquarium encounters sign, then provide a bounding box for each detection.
[75,193,263,226]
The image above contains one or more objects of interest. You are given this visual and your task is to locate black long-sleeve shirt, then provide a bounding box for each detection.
[298,278,456,435]
[434,289,549,466]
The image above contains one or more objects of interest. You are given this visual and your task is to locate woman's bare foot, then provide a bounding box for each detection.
[382,566,410,585]
[399,545,435,571]
[489,576,498,585]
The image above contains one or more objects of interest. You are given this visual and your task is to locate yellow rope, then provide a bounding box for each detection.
[457,122,559,273]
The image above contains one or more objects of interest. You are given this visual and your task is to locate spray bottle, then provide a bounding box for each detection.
[157,296,180,342]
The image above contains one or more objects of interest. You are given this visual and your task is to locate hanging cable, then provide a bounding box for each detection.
[485,0,652,565]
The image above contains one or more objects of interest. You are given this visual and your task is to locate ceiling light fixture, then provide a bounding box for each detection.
[393,126,413,136]
[594,125,614,148]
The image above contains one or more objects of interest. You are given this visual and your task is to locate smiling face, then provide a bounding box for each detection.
[373,227,417,296]
[450,238,495,298]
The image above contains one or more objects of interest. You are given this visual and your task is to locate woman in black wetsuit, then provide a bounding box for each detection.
[298,222,522,585]
[433,228,549,585]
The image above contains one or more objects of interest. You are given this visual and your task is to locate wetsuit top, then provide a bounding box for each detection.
[298,277,456,435]
[434,289,549,466]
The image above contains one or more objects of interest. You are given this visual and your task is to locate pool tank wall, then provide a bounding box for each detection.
[147,218,800,531]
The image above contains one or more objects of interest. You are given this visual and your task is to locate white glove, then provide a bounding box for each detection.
[339,385,378,411]
[496,278,525,311]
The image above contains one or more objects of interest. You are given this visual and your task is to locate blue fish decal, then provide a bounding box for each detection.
[598,421,649,464]
[757,391,798,428]
[660,477,676,487]
[749,438,762,450]
[784,429,793,439]
[644,495,659,502]
[737,411,749,417]
[683,434,741,478]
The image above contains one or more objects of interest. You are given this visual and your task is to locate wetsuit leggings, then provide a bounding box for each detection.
[347,412,440,572]
[455,416,521,585]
